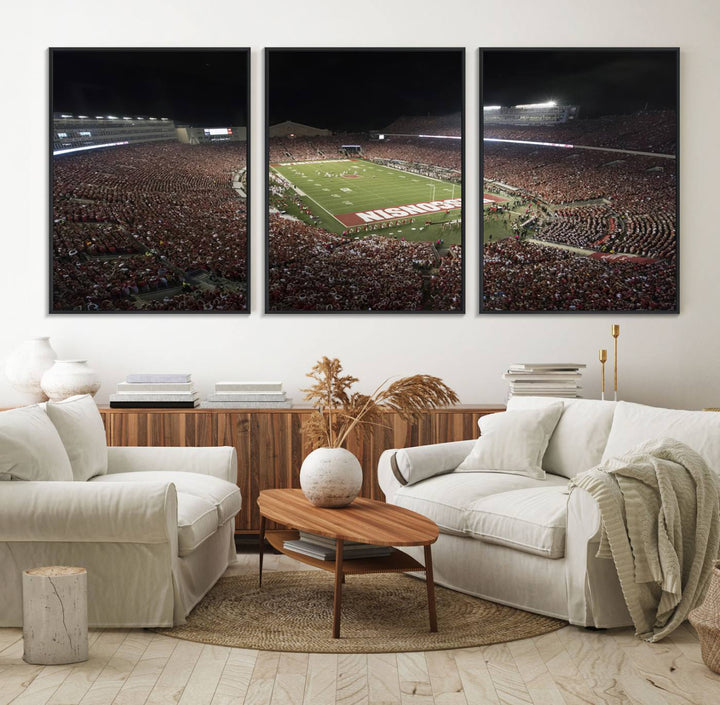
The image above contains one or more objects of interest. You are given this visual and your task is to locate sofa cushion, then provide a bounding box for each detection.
[91,471,241,525]
[0,405,73,481]
[456,404,563,479]
[465,486,570,558]
[45,394,108,481]
[393,471,568,536]
[601,402,720,476]
[176,492,220,556]
[392,440,476,486]
[508,396,616,478]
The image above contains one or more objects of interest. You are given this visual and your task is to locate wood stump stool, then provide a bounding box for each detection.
[22,566,88,665]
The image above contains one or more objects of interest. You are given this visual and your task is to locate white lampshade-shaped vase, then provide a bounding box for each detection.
[40,360,101,402]
[4,337,58,402]
[300,447,363,508]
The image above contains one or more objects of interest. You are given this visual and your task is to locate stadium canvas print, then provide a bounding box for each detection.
[481,49,679,313]
[266,48,464,313]
[50,48,250,313]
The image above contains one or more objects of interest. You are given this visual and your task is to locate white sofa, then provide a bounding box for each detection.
[0,395,241,628]
[378,397,720,628]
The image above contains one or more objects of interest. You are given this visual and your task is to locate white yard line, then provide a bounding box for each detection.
[270,166,346,227]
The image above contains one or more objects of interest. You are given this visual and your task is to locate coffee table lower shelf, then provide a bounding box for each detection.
[265,530,425,574]
[260,529,437,638]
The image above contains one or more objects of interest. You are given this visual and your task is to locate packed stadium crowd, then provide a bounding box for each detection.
[532,206,612,250]
[484,110,676,154]
[52,141,247,311]
[485,139,676,264]
[268,214,444,311]
[484,143,675,213]
[269,135,461,172]
[382,113,462,137]
[482,239,676,311]
[428,245,463,310]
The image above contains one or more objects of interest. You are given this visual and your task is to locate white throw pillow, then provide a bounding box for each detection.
[456,404,563,479]
[45,394,108,481]
[0,405,73,481]
[601,401,720,476]
[508,396,616,478]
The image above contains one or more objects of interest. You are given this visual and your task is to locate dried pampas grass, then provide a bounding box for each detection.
[302,356,459,449]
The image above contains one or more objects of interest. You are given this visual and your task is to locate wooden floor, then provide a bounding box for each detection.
[1,553,719,705]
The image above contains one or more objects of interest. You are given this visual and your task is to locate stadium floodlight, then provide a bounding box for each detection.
[106,115,119,120]
[78,115,88,119]
[95,116,104,119]
[514,101,557,109]
[161,117,169,121]
[136,117,144,120]
[418,134,461,140]
[483,106,502,111]
[122,116,133,120]
[60,114,73,118]
[149,117,157,121]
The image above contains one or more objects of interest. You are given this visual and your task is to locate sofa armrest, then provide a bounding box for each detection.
[567,486,602,543]
[0,481,177,545]
[106,446,237,483]
[378,440,475,500]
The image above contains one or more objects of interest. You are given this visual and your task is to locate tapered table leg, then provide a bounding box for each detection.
[424,544,438,632]
[332,539,344,638]
[258,515,266,587]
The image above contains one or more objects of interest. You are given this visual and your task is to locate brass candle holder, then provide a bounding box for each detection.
[599,349,607,401]
[611,324,620,401]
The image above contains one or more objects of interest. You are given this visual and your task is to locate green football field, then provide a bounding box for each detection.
[270,159,462,244]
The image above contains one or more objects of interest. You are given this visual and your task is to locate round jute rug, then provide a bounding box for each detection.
[155,571,566,653]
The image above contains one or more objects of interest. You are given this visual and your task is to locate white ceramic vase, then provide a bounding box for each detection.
[4,337,58,402]
[299,447,363,508]
[40,360,101,402]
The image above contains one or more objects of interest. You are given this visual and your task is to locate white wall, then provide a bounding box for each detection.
[1,0,718,410]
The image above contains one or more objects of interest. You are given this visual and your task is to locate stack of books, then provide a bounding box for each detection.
[109,373,199,408]
[283,531,393,561]
[502,363,586,399]
[200,381,292,408]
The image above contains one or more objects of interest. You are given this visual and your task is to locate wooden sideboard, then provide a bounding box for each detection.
[99,405,504,533]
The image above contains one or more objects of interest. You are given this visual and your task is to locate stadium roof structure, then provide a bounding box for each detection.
[268,120,332,137]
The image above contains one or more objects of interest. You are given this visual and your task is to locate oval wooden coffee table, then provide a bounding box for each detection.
[257,488,439,639]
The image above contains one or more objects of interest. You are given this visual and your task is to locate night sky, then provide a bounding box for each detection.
[483,50,677,118]
[52,49,249,126]
[267,50,463,132]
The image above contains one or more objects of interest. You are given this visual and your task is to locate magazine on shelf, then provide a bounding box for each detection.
[117,382,195,392]
[126,373,192,384]
[282,538,393,561]
[215,381,283,392]
[298,531,365,548]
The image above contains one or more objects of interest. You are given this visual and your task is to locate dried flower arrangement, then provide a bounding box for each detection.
[302,356,459,449]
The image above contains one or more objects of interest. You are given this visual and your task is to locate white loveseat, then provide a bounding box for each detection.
[0,395,241,628]
[378,397,720,628]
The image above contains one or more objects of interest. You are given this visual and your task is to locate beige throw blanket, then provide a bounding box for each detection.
[570,438,720,641]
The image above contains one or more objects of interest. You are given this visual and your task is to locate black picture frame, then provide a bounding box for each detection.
[480,47,679,314]
[49,47,251,313]
[265,47,465,314]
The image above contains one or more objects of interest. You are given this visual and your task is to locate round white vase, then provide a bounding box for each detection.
[4,337,58,402]
[299,447,363,508]
[40,360,101,402]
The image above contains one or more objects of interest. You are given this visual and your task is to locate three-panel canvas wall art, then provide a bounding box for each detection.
[50,47,678,314]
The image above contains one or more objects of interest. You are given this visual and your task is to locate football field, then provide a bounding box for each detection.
[271,159,462,244]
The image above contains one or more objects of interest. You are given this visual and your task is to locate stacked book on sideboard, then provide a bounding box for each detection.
[109,373,199,408]
[200,381,292,409]
[283,531,393,561]
[502,363,586,400]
